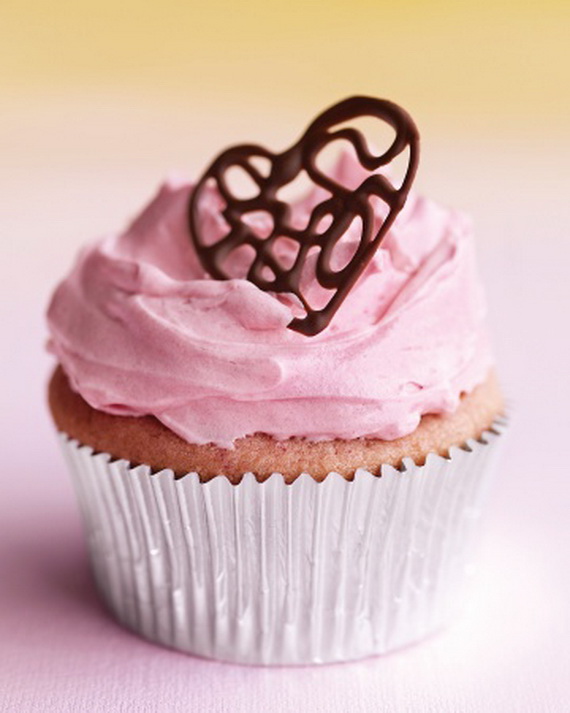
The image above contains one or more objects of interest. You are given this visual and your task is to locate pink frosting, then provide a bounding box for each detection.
[47,152,494,448]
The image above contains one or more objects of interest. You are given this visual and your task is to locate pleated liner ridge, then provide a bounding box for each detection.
[59,420,506,665]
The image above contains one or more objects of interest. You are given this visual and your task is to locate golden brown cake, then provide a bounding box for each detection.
[49,365,503,483]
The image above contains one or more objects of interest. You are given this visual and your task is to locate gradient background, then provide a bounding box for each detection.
[1,2,569,711]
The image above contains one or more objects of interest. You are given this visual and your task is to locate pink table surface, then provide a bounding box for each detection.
[1,106,569,711]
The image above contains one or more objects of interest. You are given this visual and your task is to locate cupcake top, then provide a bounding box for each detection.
[47,141,494,448]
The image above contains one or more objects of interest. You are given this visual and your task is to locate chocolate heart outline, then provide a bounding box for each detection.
[189,96,420,336]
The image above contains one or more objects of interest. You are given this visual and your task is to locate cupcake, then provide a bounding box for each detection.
[47,97,505,665]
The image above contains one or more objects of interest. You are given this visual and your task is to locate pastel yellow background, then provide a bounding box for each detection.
[3,0,569,129]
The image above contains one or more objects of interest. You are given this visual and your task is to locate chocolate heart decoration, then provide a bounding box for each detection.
[189,96,420,336]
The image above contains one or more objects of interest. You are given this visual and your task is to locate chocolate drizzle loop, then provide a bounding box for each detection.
[189,96,420,336]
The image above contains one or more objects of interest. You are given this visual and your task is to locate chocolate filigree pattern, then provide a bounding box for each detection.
[189,96,420,336]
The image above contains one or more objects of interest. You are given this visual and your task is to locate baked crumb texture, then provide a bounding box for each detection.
[49,365,504,483]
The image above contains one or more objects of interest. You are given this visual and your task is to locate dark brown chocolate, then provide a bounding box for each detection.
[189,96,420,336]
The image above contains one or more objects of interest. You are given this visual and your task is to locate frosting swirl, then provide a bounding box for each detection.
[47,153,494,448]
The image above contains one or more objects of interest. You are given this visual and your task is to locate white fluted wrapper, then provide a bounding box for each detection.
[59,421,506,665]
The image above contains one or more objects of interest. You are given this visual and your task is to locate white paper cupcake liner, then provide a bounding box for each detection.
[59,420,506,665]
